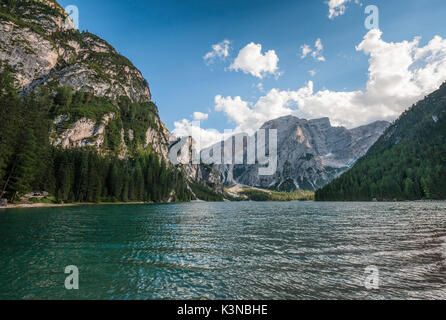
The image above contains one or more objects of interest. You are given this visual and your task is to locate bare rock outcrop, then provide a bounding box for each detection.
[199,116,390,191]
[52,112,115,150]
[0,0,172,161]
[0,0,151,103]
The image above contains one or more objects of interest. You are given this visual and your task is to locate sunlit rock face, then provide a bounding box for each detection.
[0,0,151,103]
[0,0,177,162]
[204,116,390,191]
[51,113,115,150]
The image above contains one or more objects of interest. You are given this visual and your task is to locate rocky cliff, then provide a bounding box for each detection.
[168,136,225,192]
[0,0,171,159]
[0,0,151,102]
[200,116,390,191]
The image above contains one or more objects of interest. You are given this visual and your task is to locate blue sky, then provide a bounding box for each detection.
[58,0,446,144]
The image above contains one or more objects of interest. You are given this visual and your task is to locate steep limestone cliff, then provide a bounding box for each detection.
[0,0,172,160]
[199,116,390,191]
[0,0,151,102]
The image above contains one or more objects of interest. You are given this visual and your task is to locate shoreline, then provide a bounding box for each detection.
[0,201,146,210]
[2,199,445,210]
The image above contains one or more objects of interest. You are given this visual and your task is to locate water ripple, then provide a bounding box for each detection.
[1,202,446,299]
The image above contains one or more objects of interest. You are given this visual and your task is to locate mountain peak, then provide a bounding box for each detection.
[0,0,151,103]
[308,117,331,128]
[0,0,170,161]
[211,114,388,191]
[261,115,332,130]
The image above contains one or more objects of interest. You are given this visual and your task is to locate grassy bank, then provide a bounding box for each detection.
[1,200,147,209]
[226,186,314,202]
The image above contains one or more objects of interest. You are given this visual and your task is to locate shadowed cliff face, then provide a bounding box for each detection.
[199,116,390,191]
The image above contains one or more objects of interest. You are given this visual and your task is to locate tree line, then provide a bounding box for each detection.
[316,83,446,201]
[0,68,193,203]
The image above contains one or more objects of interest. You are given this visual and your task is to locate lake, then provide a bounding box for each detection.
[1,202,445,300]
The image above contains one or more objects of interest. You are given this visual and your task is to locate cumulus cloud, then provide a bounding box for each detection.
[175,29,446,148]
[219,29,446,129]
[214,86,312,133]
[193,112,209,121]
[315,38,323,52]
[203,40,231,65]
[172,119,230,149]
[301,44,312,59]
[214,95,253,126]
[229,43,280,79]
[300,39,325,62]
[327,0,361,19]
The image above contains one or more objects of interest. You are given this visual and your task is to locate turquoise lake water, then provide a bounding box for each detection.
[1,202,445,299]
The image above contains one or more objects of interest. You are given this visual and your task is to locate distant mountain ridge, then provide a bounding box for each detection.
[316,83,446,201]
[199,116,390,191]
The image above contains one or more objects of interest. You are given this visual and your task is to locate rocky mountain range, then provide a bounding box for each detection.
[1,0,390,198]
[197,116,390,191]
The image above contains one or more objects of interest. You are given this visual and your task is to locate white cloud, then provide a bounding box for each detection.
[254,82,265,92]
[327,0,361,19]
[301,39,325,62]
[193,112,208,121]
[175,29,446,148]
[220,29,446,129]
[172,119,229,149]
[214,86,312,133]
[230,43,280,79]
[301,44,312,59]
[203,40,231,65]
[315,38,323,52]
[214,95,252,126]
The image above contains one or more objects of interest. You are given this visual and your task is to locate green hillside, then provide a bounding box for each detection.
[0,68,194,204]
[316,83,446,201]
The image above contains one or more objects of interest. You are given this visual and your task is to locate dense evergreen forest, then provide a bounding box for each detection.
[0,68,195,204]
[316,83,446,201]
